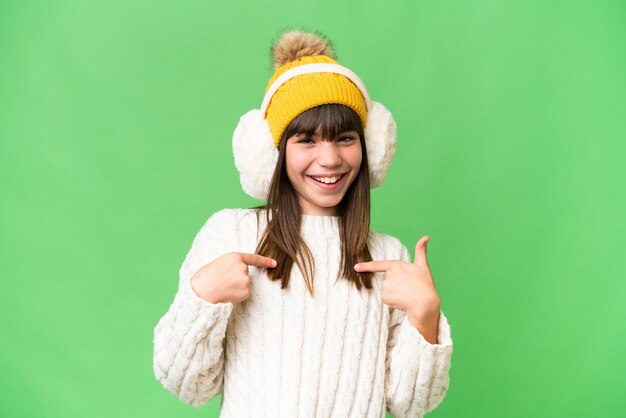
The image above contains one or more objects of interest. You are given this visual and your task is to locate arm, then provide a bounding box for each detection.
[153,210,235,407]
[384,243,453,418]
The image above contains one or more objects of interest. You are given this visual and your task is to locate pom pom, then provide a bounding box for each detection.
[270,29,335,70]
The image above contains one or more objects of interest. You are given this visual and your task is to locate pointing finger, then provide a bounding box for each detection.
[354,260,395,273]
[240,253,277,268]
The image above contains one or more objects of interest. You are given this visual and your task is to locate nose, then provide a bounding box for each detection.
[317,141,342,168]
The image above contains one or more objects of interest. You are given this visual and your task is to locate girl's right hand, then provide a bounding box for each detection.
[190,252,277,304]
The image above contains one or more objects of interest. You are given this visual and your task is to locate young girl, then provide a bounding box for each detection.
[153,30,453,418]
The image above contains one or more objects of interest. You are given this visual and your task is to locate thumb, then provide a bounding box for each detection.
[414,236,430,268]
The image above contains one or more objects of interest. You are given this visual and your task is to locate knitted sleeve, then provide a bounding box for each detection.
[153,209,237,407]
[384,243,453,418]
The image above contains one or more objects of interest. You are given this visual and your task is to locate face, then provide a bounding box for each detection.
[285,128,362,216]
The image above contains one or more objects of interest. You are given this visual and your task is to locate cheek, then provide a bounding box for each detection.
[345,145,363,169]
[285,148,309,181]
[287,150,310,172]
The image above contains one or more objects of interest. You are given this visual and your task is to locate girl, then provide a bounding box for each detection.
[153,29,453,418]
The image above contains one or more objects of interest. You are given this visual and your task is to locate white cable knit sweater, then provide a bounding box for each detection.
[153,208,453,418]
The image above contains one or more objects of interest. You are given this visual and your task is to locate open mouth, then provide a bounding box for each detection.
[310,174,343,184]
[307,174,346,189]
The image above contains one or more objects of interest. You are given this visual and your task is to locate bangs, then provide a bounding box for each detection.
[282,104,363,142]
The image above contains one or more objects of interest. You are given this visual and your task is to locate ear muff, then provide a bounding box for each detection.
[232,109,277,200]
[364,101,397,188]
[231,101,397,200]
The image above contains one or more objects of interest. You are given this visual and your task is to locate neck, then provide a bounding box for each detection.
[298,197,339,216]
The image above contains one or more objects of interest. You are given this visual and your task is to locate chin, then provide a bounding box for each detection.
[316,197,344,209]
[319,201,341,209]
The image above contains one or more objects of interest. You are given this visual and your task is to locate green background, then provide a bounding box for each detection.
[2,0,625,417]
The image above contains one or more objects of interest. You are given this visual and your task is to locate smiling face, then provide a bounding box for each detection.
[285,129,362,216]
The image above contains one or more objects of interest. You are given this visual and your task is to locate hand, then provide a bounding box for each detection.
[190,252,277,304]
[354,236,440,324]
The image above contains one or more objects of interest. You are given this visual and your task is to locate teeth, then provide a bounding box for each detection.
[312,175,341,184]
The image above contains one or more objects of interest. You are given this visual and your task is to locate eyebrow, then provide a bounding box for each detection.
[293,131,357,139]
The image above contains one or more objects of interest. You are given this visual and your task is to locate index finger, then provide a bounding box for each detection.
[354,260,395,273]
[240,253,277,268]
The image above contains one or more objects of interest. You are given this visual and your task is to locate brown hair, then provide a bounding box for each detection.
[253,104,374,297]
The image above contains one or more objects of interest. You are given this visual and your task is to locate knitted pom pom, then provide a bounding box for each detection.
[270,29,336,70]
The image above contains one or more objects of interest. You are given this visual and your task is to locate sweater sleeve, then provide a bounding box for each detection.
[153,209,237,407]
[384,243,453,418]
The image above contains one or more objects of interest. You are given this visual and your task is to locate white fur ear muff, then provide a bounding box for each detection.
[232,109,277,200]
[231,102,397,200]
[364,101,397,188]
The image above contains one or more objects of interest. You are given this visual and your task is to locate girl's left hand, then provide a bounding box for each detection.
[354,236,441,325]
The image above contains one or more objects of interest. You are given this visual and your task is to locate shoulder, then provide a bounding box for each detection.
[204,207,258,223]
[201,208,261,232]
[196,208,265,249]
[368,229,409,261]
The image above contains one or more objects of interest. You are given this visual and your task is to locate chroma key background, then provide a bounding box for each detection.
[1,1,625,417]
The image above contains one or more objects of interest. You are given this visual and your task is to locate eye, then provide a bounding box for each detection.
[338,135,356,142]
[297,137,314,144]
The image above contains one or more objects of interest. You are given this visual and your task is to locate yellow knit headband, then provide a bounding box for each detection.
[262,55,369,147]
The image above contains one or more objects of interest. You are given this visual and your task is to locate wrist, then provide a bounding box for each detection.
[407,305,440,327]
[406,309,440,344]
